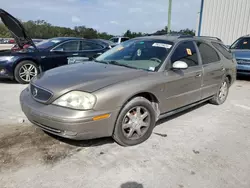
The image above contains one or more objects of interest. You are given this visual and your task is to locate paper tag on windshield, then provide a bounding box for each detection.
[137,49,142,56]
[51,40,61,43]
[148,67,155,71]
[186,48,192,55]
[116,46,124,51]
[152,43,172,49]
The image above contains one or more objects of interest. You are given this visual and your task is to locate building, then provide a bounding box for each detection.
[196,0,250,45]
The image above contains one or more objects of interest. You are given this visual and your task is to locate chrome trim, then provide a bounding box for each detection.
[30,83,54,103]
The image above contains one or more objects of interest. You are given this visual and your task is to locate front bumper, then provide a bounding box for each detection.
[20,88,120,140]
[237,64,250,75]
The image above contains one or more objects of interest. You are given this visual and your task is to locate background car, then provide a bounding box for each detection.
[88,38,117,48]
[20,35,236,146]
[109,36,130,44]
[229,35,250,76]
[0,9,112,84]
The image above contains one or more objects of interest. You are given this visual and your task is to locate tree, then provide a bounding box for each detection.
[0,19,195,40]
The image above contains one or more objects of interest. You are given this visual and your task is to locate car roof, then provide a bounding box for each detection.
[50,37,83,40]
[133,35,224,44]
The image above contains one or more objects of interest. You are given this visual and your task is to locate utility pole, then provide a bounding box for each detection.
[167,0,172,34]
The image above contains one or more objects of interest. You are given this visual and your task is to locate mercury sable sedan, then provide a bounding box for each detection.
[20,35,236,146]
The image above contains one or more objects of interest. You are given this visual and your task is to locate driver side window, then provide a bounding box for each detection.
[54,41,80,52]
[171,41,198,67]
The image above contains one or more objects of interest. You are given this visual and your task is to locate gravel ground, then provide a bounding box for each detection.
[0,78,250,188]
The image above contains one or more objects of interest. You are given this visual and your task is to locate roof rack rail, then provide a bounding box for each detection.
[197,36,222,41]
[178,35,194,39]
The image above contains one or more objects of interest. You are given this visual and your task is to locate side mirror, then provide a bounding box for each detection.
[172,61,188,70]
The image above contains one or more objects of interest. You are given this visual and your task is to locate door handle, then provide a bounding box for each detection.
[221,67,225,71]
[195,73,202,78]
[72,53,78,56]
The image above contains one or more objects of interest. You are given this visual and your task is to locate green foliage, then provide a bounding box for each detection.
[0,19,195,40]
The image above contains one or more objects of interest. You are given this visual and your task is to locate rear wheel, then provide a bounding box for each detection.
[209,77,229,105]
[113,97,156,146]
[14,60,38,84]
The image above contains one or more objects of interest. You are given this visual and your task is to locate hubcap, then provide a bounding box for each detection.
[122,106,151,140]
[218,81,228,101]
[19,64,37,82]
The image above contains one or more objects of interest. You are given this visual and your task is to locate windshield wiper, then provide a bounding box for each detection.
[94,59,109,64]
[108,61,139,69]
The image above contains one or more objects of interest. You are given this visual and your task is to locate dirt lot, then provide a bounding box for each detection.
[0,78,250,188]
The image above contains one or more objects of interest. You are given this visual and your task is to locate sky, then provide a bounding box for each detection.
[1,0,201,35]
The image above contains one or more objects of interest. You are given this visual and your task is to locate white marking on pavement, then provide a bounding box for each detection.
[234,104,250,110]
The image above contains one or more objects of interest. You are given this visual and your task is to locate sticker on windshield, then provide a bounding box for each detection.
[148,67,155,71]
[116,46,124,51]
[137,49,142,56]
[51,40,61,43]
[152,43,172,49]
[186,48,192,55]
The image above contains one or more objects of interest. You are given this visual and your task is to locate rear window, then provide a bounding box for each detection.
[110,38,119,43]
[121,38,129,42]
[212,42,233,60]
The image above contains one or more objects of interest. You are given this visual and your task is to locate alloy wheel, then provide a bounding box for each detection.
[19,64,38,82]
[122,106,151,140]
[218,81,228,102]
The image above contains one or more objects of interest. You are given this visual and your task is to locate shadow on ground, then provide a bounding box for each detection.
[156,102,207,126]
[0,78,17,84]
[237,75,250,81]
[120,182,143,188]
[0,125,113,172]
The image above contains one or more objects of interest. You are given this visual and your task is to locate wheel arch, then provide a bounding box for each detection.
[225,74,232,85]
[13,58,41,74]
[119,91,161,120]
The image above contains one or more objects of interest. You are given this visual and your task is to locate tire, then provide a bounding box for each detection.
[209,77,229,105]
[14,60,39,84]
[112,97,156,146]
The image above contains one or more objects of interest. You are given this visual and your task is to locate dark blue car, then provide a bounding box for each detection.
[0,9,111,83]
[229,35,250,76]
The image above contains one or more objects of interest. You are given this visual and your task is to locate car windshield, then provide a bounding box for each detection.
[95,39,173,71]
[230,37,250,50]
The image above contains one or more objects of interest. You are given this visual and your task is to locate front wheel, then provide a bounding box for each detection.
[113,97,156,146]
[14,60,39,84]
[209,77,229,105]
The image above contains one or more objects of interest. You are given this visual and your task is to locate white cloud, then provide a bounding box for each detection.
[109,20,119,25]
[128,8,142,13]
[71,16,81,23]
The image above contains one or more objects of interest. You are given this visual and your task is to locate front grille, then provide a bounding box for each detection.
[30,84,53,102]
[236,59,250,64]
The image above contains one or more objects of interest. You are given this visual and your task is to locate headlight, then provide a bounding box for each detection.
[0,56,14,61]
[53,91,96,110]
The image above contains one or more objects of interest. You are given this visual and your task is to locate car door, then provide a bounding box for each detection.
[195,41,224,99]
[40,40,80,71]
[163,41,202,112]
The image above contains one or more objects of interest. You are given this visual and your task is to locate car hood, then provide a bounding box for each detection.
[0,9,36,50]
[231,49,250,60]
[32,61,148,98]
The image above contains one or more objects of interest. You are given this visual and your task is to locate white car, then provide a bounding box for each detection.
[109,36,130,44]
